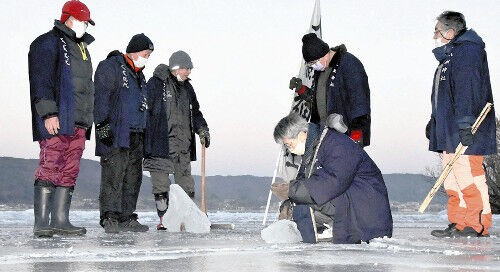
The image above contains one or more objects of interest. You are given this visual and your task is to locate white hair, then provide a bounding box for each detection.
[273,112,308,143]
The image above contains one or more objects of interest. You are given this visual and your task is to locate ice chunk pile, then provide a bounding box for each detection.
[163,184,211,233]
[261,220,302,243]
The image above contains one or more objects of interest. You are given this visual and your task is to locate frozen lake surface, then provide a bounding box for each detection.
[0,210,499,272]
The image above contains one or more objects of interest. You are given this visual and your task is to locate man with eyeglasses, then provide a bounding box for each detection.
[426,11,496,238]
[271,113,392,243]
[28,0,95,238]
[143,51,210,230]
[289,33,371,147]
[94,33,154,233]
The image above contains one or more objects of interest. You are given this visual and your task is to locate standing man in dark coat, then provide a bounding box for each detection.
[28,0,95,238]
[94,33,154,233]
[427,11,496,238]
[289,33,371,147]
[271,113,392,244]
[143,51,209,230]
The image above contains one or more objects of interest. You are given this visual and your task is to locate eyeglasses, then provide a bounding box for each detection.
[283,138,298,150]
[434,28,446,36]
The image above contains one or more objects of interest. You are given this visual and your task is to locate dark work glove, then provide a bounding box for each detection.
[289,77,303,91]
[458,127,474,146]
[198,129,210,148]
[96,121,114,146]
[350,115,370,147]
[293,86,314,105]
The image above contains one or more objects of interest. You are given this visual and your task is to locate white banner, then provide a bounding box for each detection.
[291,0,322,120]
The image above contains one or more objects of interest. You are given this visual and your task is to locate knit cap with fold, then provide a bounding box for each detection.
[169,50,193,70]
[126,33,154,53]
[301,33,329,62]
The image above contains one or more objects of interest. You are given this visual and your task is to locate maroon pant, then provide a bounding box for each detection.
[34,128,87,187]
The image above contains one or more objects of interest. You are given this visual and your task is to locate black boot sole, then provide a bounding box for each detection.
[52,228,87,236]
[34,229,54,238]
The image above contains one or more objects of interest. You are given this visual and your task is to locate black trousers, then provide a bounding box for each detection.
[99,133,144,220]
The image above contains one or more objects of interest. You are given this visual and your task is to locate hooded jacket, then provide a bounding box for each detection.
[144,64,208,161]
[428,29,496,155]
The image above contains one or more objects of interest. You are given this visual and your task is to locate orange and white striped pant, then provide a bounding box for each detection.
[442,152,492,235]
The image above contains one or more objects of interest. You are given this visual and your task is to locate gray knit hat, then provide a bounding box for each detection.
[169,50,193,70]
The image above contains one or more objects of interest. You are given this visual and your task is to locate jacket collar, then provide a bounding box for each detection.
[53,20,94,45]
[123,54,144,73]
[153,64,171,81]
[432,29,482,62]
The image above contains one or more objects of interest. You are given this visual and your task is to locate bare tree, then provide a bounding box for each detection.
[424,154,447,197]
[483,118,500,214]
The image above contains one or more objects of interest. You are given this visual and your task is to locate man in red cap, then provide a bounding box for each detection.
[28,0,95,238]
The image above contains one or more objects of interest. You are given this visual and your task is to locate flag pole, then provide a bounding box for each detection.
[263,0,322,227]
[262,148,283,226]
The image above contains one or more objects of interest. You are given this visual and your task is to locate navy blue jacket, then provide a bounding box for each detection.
[29,25,94,141]
[428,29,496,155]
[310,47,371,146]
[291,125,393,244]
[144,64,208,161]
[94,51,147,156]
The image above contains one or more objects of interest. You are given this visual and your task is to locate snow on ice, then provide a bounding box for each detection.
[0,210,499,272]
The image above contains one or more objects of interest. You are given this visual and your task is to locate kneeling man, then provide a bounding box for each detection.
[272,113,392,244]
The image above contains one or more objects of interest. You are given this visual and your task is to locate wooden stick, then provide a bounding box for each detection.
[201,143,207,214]
[419,102,493,213]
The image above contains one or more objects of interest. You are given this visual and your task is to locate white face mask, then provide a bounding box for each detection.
[434,38,446,48]
[289,139,306,155]
[133,56,148,68]
[434,30,449,48]
[71,19,87,38]
[176,73,184,82]
[311,60,325,71]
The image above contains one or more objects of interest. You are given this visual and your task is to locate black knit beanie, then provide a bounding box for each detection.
[301,33,329,62]
[126,33,154,53]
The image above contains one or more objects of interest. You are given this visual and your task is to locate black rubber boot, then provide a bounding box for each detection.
[50,186,86,236]
[33,180,55,238]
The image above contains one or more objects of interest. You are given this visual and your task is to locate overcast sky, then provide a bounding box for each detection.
[1,0,498,177]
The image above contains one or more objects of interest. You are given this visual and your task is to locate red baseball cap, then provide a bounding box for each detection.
[60,0,95,26]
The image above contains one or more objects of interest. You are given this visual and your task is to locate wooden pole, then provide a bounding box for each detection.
[419,102,493,213]
[201,143,207,214]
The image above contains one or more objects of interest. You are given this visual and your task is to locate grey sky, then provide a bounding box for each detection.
[1,0,498,176]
